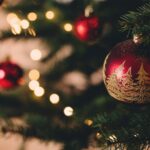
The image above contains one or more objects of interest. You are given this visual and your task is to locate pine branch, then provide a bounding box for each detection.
[119,2,150,45]
[93,103,150,149]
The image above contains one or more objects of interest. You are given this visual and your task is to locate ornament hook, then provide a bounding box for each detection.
[85,5,93,17]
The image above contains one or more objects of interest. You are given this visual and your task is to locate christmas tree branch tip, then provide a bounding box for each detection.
[119,2,150,45]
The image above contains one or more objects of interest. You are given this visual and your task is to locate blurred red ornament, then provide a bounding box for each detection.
[74,15,100,42]
[0,0,4,5]
[103,40,150,103]
[0,61,24,89]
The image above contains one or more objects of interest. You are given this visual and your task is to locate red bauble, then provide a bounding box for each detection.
[103,40,150,103]
[74,15,100,42]
[0,61,24,89]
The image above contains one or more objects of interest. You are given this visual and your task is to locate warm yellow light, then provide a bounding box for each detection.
[28,69,40,80]
[28,80,39,91]
[34,86,45,97]
[108,134,117,142]
[28,28,36,37]
[49,93,60,104]
[84,119,93,126]
[133,34,142,44]
[11,25,22,35]
[7,13,18,21]
[64,23,73,32]
[27,12,37,21]
[0,70,5,79]
[7,13,19,25]
[20,19,30,29]
[30,49,42,61]
[64,106,74,117]
[96,132,101,139]
[45,10,55,20]
[11,28,17,35]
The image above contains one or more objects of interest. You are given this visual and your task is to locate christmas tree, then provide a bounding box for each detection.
[0,0,149,149]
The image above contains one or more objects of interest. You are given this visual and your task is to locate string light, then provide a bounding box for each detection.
[6,13,22,35]
[108,134,117,142]
[134,133,139,138]
[7,13,30,34]
[7,13,18,21]
[64,106,74,117]
[11,28,18,35]
[49,93,60,104]
[28,28,36,37]
[84,119,93,126]
[85,5,93,17]
[96,132,102,139]
[0,70,5,79]
[27,12,37,21]
[45,10,55,20]
[30,49,42,61]
[28,80,39,91]
[34,86,45,97]
[20,19,30,29]
[7,13,19,25]
[11,25,22,35]
[28,69,40,80]
[64,23,73,32]
[133,34,142,44]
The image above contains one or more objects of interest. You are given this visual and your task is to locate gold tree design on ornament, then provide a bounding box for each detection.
[106,62,150,103]
[136,63,150,103]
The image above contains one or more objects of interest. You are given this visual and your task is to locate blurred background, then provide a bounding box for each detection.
[0,0,149,150]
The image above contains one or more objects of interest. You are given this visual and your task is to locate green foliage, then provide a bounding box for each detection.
[0,0,150,149]
[94,104,150,149]
[119,2,150,45]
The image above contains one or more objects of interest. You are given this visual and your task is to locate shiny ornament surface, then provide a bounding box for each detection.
[74,15,100,42]
[0,61,23,89]
[103,40,150,103]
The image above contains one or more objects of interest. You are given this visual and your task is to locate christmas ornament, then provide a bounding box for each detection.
[0,61,24,89]
[103,39,150,103]
[74,15,100,42]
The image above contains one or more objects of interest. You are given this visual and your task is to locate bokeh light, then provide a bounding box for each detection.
[64,106,74,117]
[28,69,40,80]
[84,119,93,126]
[0,70,5,79]
[11,25,22,35]
[30,49,42,61]
[7,13,22,34]
[34,86,45,97]
[28,80,39,91]
[64,23,73,32]
[20,19,30,29]
[27,12,37,21]
[49,93,60,104]
[45,10,55,20]
[28,28,36,37]
[7,13,19,25]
